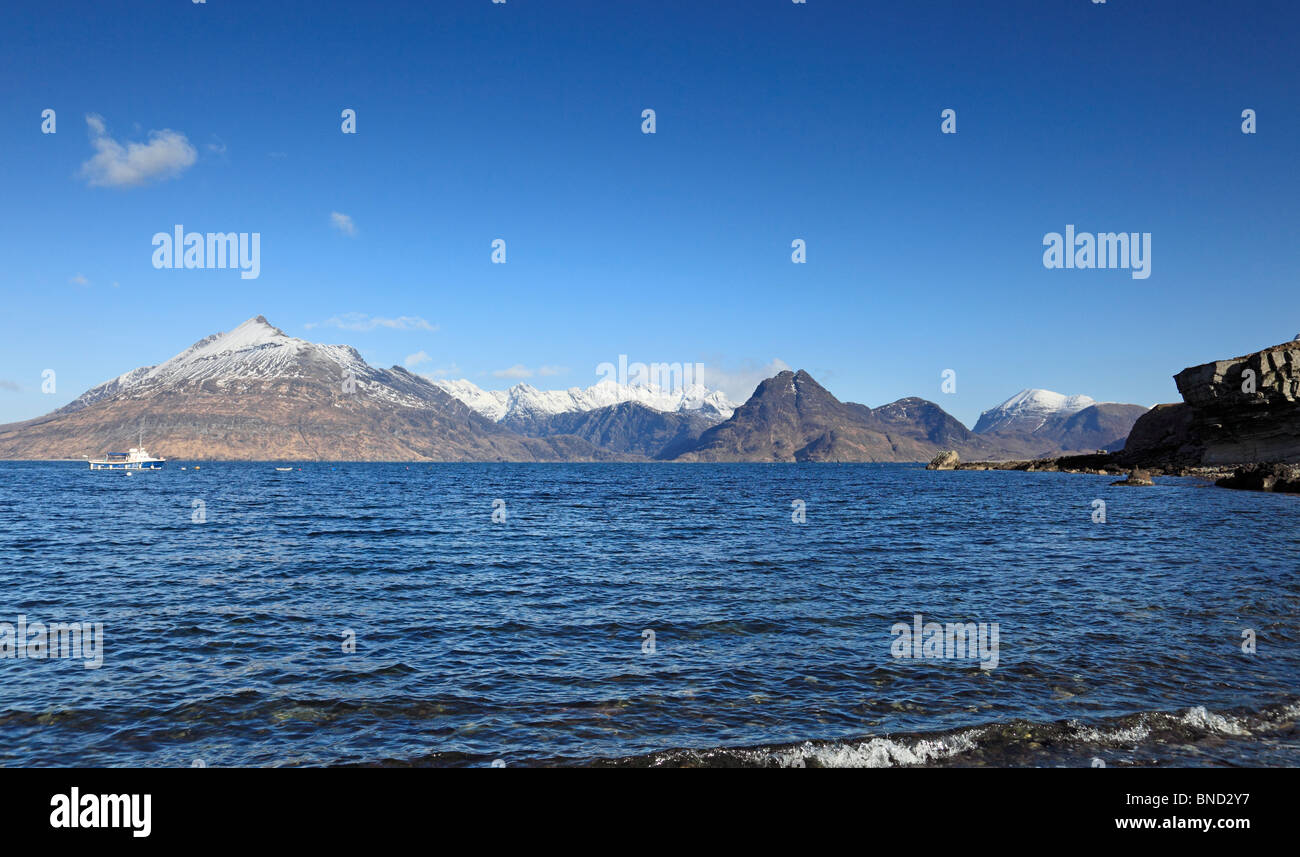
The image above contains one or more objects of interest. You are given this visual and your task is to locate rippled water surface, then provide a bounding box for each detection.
[1,462,1297,767]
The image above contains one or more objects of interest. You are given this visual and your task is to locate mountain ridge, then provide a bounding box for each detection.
[0,317,631,462]
[432,377,736,430]
[973,388,1098,434]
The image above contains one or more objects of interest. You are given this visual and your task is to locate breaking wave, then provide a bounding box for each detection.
[591,698,1300,768]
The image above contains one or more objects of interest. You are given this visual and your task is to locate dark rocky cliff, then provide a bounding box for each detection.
[1120,339,1300,466]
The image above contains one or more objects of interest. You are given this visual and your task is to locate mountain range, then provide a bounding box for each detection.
[0,316,1149,462]
[433,377,736,434]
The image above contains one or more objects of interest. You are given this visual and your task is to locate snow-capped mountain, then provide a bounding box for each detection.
[433,377,737,427]
[972,389,1098,435]
[9,316,628,461]
[60,315,433,412]
[430,379,511,422]
[58,314,739,435]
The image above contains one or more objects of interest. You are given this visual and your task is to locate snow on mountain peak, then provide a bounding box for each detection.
[1000,388,1094,412]
[213,315,290,349]
[974,388,1098,434]
[61,316,396,412]
[141,315,347,382]
[433,377,737,423]
[431,379,510,421]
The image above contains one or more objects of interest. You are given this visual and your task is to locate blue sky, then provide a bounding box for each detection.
[1,0,1296,426]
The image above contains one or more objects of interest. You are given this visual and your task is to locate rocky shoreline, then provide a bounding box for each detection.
[929,451,1298,494]
[927,337,1300,495]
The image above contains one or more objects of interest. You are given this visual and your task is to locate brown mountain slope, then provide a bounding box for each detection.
[671,370,993,462]
[977,403,1149,457]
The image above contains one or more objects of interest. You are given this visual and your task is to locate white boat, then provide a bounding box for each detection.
[89,431,166,471]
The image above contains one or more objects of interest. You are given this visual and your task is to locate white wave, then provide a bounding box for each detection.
[1177,705,1251,736]
[769,730,985,768]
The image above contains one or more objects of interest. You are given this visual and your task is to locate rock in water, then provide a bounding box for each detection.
[927,450,960,470]
[1111,469,1154,486]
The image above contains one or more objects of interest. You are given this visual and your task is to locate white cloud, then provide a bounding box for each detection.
[416,363,462,380]
[0,380,20,392]
[404,350,431,368]
[305,313,437,332]
[697,358,792,402]
[69,273,90,286]
[78,114,197,188]
[487,364,568,379]
[330,211,357,237]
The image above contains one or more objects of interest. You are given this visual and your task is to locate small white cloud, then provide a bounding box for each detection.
[69,273,90,286]
[404,350,431,368]
[492,364,534,379]
[78,114,197,188]
[0,380,20,392]
[305,313,437,332]
[537,365,568,377]
[330,212,357,237]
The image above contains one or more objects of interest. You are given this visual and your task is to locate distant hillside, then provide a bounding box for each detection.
[671,371,985,462]
[974,389,1147,455]
[511,401,716,459]
[973,389,1097,434]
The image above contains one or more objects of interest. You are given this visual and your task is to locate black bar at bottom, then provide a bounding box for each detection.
[0,767,1286,844]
